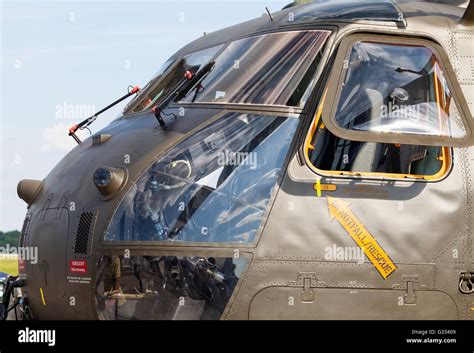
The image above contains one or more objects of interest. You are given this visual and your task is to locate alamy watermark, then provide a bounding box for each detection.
[0,245,38,264]
[217,150,257,170]
[18,328,55,347]
[379,102,427,121]
[324,244,365,264]
[55,101,96,119]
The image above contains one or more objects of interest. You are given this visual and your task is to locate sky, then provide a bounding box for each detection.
[0,0,290,231]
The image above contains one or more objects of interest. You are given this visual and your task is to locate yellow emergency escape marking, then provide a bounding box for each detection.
[39,287,46,306]
[313,182,337,197]
[327,196,397,279]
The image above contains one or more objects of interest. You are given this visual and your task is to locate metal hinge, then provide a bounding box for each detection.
[289,272,326,303]
[393,275,425,305]
[459,272,474,294]
[39,194,54,221]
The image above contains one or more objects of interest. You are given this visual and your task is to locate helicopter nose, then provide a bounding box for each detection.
[17,179,43,205]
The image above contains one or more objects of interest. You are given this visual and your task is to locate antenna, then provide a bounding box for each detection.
[265,7,274,22]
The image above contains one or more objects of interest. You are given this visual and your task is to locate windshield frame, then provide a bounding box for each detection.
[123,27,335,117]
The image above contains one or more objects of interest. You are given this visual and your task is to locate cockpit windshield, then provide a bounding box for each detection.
[125,30,330,114]
[179,31,330,107]
[104,112,298,244]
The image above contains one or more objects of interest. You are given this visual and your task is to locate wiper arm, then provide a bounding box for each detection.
[395,66,426,75]
[68,85,140,144]
[151,60,215,128]
[174,60,215,102]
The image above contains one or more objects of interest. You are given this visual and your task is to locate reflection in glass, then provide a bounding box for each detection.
[335,41,466,138]
[308,127,445,176]
[129,46,222,113]
[180,31,330,107]
[95,255,247,320]
[105,113,298,243]
[290,0,402,23]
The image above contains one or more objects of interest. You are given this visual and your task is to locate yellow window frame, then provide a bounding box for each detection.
[304,89,452,181]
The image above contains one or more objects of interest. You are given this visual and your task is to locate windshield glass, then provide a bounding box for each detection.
[104,112,298,244]
[126,30,330,114]
[128,46,223,114]
[180,30,330,107]
[289,1,402,24]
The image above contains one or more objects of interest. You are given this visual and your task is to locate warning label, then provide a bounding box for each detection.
[67,276,91,284]
[69,260,87,274]
[327,196,397,279]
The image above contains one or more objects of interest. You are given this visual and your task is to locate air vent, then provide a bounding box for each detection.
[74,212,94,254]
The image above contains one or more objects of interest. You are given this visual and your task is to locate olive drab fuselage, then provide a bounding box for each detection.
[16,1,474,320]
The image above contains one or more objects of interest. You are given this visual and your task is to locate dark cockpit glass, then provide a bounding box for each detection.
[104,112,298,243]
[95,255,248,320]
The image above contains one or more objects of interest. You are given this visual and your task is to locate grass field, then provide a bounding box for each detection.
[0,257,19,276]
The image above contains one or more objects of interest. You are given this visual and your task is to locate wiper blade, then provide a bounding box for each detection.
[174,60,215,102]
[151,61,215,128]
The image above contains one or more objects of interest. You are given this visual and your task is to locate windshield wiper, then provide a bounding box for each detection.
[175,60,215,102]
[395,66,427,76]
[151,61,215,127]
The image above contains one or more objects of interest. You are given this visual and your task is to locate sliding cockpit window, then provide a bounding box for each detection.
[320,34,474,148]
[304,35,473,180]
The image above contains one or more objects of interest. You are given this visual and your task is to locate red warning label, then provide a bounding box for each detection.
[70,260,87,274]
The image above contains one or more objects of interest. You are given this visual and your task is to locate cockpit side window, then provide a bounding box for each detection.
[306,101,451,179]
[304,36,471,180]
[320,35,473,148]
[334,42,465,138]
